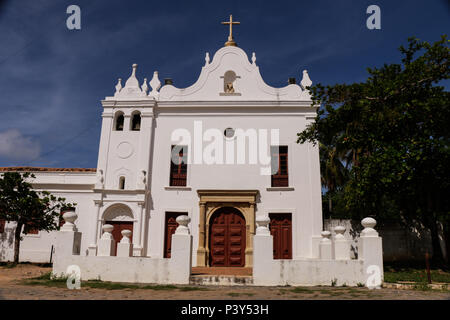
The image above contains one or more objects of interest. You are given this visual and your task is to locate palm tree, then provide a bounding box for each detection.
[319,142,348,214]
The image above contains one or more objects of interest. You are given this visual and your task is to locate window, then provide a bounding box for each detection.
[119,176,125,190]
[271,146,289,187]
[170,145,187,186]
[0,219,5,233]
[115,113,124,131]
[224,127,235,138]
[131,112,141,131]
[24,223,39,235]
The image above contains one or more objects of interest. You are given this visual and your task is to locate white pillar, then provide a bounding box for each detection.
[136,111,154,190]
[168,215,192,284]
[96,111,113,184]
[359,217,383,288]
[97,224,115,256]
[140,204,147,255]
[133,202,144,256]
[319,231,333,259]
[52,211,82,278]
[311,235,322,259]
[253,216,281,286]
[88,202,102,256]
[123,114,131,132]
[117,230,133,257]
[334,226,350,260]
[54,210,82,257]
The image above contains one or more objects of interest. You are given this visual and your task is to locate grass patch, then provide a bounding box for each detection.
[22,277,211,292]
[22,279,67,288]
[412,283,432,291]
[141,284,178,290]
[84,282,139,290]
[0,262,52,268]
[290,287,313,294]
[384,269,450,283]
[278,289,288,295]
[178,286,209,291]
[29,272,53,280]
[0,262,17,268]
[328,291,346,296]
[227,292,254,297]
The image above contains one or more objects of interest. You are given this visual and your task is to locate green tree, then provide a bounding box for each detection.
[298,35,450,265]
[0,172,76,264]
[319,142,348,215]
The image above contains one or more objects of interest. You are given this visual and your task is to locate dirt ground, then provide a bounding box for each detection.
[0,264,449,300]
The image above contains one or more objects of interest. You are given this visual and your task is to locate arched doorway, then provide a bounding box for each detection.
[102,204,134,256]
[209,207,246,267]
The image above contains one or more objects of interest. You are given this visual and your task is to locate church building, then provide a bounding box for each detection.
[0,16,383,287]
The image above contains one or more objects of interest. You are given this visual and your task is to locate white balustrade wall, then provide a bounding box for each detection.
[253,217,384,287]
[53,215,193,284]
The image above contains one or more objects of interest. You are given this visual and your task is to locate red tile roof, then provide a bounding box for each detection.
[0,167,96,172]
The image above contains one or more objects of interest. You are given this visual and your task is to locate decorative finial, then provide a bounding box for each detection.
[115,78,122,94]
[175,215,191,235]
[205,52,210,66]
[300,70,312,89]
[149,71,161,97]
[251,52,256,65]
[131,63,138,77]
[141,78,148,94]
[221,14,240,47]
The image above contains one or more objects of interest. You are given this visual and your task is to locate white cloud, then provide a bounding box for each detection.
[0,129,40,161]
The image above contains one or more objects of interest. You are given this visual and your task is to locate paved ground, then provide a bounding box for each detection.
[0,264,449,300]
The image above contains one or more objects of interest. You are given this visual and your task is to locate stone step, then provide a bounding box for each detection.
[190,274,254,286]
[191,267,252,276]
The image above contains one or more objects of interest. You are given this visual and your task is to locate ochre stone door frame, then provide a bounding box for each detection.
[197,190,258,267]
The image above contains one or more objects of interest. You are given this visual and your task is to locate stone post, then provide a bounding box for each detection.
[169,215,192,284]
[88,202,102,256]
[54,209,82,257]
[133,202,144,256]
[245,202,256,267]
[97,224,115,256]
[319,231,333,259]
[334,226,350,260]
[253,216,280,285]
[117,230,133,257]
[359,217,384,288]
[196,202,206,267]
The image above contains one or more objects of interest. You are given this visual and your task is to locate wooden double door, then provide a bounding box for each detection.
[209,207,246,267]
[104,221,133,256]
[269,213,292,259]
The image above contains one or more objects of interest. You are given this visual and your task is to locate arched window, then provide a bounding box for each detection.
[115,112,124,131]
[119,176,125,190]
[131,111,141,131]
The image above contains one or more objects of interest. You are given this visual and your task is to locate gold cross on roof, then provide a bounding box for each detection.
[221,14,240,47]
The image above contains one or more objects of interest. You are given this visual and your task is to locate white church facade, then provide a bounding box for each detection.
[0,18,383,287]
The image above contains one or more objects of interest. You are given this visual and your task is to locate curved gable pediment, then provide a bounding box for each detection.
[159,46,312,102]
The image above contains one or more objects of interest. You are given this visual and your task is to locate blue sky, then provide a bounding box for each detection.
[0,0,448,168]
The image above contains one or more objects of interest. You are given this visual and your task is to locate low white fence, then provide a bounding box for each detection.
[52,213,192,284]
[253,217,383,287]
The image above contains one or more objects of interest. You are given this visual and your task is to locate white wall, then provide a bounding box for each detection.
[0,172,97,262]
[147,111,322,263]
